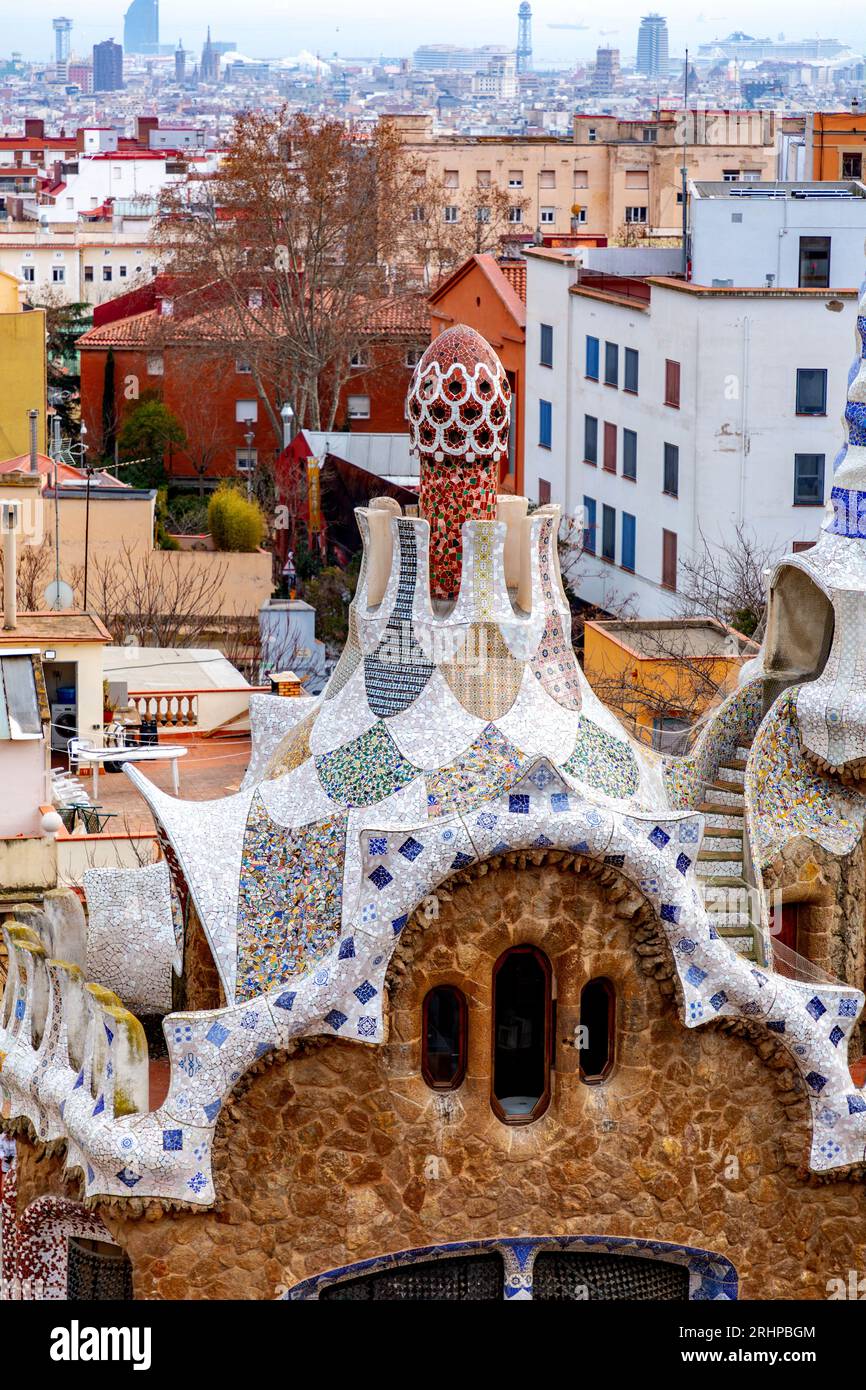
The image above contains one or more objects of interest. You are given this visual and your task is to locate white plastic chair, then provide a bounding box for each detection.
[66,738,93,774]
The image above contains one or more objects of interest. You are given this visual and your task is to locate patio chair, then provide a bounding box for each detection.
[67,738,94,774]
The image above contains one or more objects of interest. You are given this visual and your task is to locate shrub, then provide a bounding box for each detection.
[208,484,267,552]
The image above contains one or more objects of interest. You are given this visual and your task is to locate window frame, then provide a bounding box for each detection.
[662,528,678,590]
[601,503,616,562]
[603,420,617,474]
[621,512,636,572]
[604,341,619,387]
[623,427,637,481]
[795,367,827,417]
[624,347,639,395]
[538,398,552,449]
[584,413,598,465]
[793,452,825,506]
[798,235,831,289]
[664,359,681,408]
[663,442,679,498]
[578,976,616,1084]
[490,944,553,1127]
[582,495,596,554]
[585,335,599,381]
[539,323,553,368]
[421,984,468,1092]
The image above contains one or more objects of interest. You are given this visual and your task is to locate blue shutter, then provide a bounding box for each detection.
[582,496,596,553]
[586,335,599,380]
[622,512,636,571]
[539,399,552,448]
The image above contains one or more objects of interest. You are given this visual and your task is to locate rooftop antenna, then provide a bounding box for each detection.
[681,48,689,278]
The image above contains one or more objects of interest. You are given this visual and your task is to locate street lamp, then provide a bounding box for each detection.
[79,423,93,610]
[243,421,255,500]
[280,401,294,449]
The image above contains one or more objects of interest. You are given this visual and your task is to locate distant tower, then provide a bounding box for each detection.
[92,38,124,92]
[200,27,220,84]
[592,46,620,95]
[175,39,186,83]
[516,2,532,75]
[53,17,72,66]
[636,12,669,78]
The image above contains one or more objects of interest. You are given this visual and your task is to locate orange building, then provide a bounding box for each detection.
[429,254,527,493]
[810,112,866,181]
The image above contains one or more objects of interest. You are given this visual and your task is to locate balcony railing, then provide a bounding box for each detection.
[127,691,198,728]
[125,687,270,733]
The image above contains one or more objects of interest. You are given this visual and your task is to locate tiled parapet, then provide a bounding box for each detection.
[4,765,866,1201]
[745,688,866,870]
[82,862,179,1015]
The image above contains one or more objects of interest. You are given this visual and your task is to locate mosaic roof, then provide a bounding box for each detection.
[7,316,866,1207]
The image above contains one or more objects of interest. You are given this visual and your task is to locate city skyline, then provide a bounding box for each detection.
[5,3,866,66]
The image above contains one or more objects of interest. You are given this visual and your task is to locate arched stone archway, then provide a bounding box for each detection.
[15,1196,123,1300]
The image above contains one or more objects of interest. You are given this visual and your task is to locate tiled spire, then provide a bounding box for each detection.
[407,325,511,599]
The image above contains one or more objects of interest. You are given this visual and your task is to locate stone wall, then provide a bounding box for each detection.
[74,857,866,1300]
[763,836,866,1056]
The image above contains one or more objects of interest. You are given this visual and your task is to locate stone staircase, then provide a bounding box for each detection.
[696,742,762,963]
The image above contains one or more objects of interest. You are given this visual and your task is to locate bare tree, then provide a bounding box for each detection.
[153,108,416,438]
[72,541,229,648]
[676,523,778,641]
[3,541,55,611]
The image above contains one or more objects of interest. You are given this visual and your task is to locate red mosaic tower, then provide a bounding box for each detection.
[407,325,511,600]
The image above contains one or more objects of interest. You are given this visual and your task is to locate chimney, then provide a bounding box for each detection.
[2,502,18,631]
[28,409,38,473]
[24,117,44,140]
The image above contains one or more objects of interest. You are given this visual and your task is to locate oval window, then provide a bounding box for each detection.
[421,985,467,1090]
[491,946,552,1124]
[579,977,616,1084]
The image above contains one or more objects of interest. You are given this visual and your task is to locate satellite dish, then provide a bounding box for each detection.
[43,579,74,610]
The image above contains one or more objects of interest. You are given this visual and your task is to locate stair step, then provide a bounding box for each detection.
[696,874,749,887]
[716,766,745,786]
[704,781,745,800]
[709,912,753,928]
[735,745,753,760]
[703,835,743,854]
[699,803,744,821]
[720,758,748,772]
[698,849,744,862]
[702,825,743,839]
[730,940,758,960]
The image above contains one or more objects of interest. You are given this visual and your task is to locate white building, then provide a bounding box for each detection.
[690,180,866,289]
[523,182,866,616]
[0,224,160,304]
[33,149,217,226]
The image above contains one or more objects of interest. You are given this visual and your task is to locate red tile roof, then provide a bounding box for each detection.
[498,260,526,304]
[78,293,429,349]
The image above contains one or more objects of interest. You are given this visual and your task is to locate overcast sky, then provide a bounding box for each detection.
[6,1,866,67]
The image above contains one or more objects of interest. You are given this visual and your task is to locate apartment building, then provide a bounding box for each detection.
[0,224,159,304]
[522,182,866,617]
[385,109,788,242]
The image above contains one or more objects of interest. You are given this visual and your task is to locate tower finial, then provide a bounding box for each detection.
[406,326,511,600]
